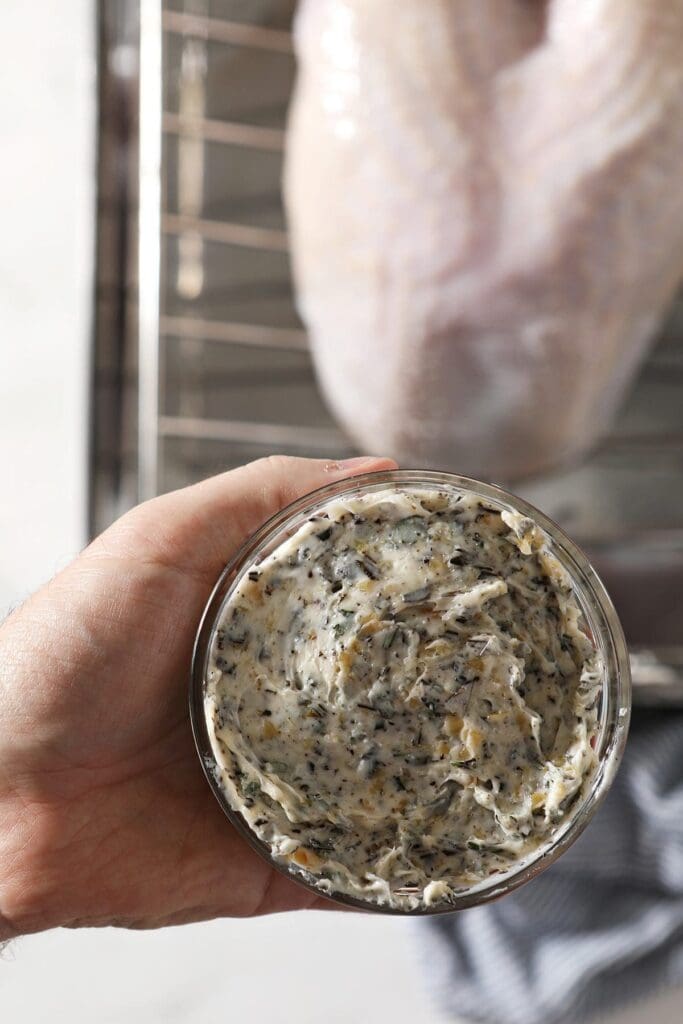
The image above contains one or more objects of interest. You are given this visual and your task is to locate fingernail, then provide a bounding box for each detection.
[324,456,393,474]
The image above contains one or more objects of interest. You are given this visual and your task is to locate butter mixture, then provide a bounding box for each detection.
[205,486,602,910]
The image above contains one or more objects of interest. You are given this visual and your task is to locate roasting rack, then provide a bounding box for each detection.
[92,0,683,703]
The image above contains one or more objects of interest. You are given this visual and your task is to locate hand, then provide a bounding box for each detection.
[0,455,396,937]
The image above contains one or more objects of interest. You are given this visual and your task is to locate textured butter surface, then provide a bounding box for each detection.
[205,486,601,910]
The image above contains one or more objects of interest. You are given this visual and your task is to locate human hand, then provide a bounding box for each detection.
[0,455,396,937]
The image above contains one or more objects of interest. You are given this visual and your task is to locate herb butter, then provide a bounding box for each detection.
[205,486,601,911]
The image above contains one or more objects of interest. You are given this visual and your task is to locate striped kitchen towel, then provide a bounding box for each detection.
[415,711,683,1024]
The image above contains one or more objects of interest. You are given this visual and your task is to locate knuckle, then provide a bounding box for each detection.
[255,454,297,477]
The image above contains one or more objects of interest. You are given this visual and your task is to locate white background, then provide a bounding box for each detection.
[0,3,681,1022]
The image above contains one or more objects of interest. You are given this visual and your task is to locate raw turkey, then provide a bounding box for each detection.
[284,0,683,480]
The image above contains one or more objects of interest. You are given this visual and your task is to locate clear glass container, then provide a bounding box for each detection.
[190,470,631,915]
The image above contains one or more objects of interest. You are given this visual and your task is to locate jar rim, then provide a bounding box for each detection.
[190,469,632,916]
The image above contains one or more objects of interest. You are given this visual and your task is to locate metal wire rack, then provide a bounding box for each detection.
[92,0,683,701]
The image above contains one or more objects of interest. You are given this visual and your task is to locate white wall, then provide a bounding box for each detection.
[0,0,94,615]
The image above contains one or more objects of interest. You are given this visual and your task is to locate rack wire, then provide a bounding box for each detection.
[92,0,683,701]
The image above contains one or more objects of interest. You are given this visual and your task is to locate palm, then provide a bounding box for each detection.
[0,458,392,934]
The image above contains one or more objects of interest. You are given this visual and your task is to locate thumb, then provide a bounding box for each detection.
[92,455,398,585]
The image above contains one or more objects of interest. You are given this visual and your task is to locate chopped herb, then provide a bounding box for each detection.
[392,516,428,544]
[358,554,381,580]
[426,782,458,818]
[227,631,248,646]
[383,627,399,649]
[309,837,335,853]
[357,752,379,779]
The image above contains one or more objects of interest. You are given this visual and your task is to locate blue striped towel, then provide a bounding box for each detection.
[415,712,683,1024]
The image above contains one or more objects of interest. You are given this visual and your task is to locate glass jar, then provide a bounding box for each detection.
[190,470,631,915]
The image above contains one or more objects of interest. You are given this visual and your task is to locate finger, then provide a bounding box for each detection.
[93,455,398,584]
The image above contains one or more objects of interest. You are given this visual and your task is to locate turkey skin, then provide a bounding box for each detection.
[284,0,683,479]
